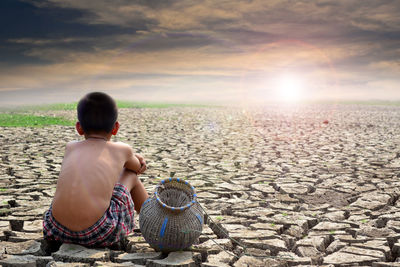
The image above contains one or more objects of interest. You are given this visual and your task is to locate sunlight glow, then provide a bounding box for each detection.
[276,74,303,102]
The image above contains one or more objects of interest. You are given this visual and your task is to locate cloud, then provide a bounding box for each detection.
[7,37,92,46]
[1,0,400,104]
[22,0,398,60]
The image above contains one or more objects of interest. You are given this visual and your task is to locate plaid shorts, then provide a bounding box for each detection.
[43,183,135,247]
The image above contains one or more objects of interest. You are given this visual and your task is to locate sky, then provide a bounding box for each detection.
[1,0,400,106]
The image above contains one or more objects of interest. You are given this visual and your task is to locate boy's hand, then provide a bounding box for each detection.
[136,154,147,174]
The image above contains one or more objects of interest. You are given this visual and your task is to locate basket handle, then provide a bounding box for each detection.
[155,177,197,212]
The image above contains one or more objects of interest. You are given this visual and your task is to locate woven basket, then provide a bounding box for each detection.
[139,178,203,252]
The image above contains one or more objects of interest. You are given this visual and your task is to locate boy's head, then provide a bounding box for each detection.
[77,92,118,134]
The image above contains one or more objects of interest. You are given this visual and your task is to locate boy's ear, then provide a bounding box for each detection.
[75,122,85,135]
[111,121,120,135]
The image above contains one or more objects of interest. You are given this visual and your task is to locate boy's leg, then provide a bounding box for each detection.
[119,168,149,213]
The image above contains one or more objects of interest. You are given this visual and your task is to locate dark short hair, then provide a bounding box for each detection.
[77,92,118,133]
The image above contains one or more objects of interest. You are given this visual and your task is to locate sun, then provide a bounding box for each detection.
[276,74,303,102]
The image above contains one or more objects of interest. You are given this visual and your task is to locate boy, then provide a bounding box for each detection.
[43,92,149,247]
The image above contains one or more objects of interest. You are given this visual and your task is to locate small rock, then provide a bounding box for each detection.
[249,222,284,233]
[340,246,386,260]
[372,262,400,267]
[244,248,271,257]
[147,251,199,267]
[270,214,309,231]
[296,246,321,258]
[277,251,316,265]
[313,222,351,231]
[278,183,309,194]
[323,210,346,221]
[23,220,43,233]
[229,229,276,240]
[326,240,346,254]
[115,252,162,265]
[0,254,37,267]
[324,251,378,266]
[295,235,331,252]
[233,255,279,267]
[5,231,43,242]
[335,234,368,244]
[0,240,41,255]
[193,239,233,254]
[94,261,139,266]
[241,238,287,254]
[350,199,387,211]
[0,220,10,231]
[250,184,275,194]
[358,226,396,238]
[126,241,153,253]
[201,251,234,267]
[46,261,91,266]
[284,225,305,238]
[353,239,391,260]
[201,262,230,267]
[35,255,54,266]
[52,243,110,264]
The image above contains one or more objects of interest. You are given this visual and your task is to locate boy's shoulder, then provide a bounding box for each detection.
[112,141,134,153]
[65,140,80,149]
[110,141,131,149]
[107,142,134,160]
[64,140,132,153]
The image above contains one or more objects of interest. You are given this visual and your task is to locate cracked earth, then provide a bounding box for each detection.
[1,104,400,266]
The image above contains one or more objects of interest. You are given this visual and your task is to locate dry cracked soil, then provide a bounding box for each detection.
[1,104,400,267]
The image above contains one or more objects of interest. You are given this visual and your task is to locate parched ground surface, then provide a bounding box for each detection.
[1,104,400,266]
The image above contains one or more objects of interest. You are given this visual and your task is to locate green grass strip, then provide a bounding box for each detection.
[0,113,74,127]
[3,101,213,112]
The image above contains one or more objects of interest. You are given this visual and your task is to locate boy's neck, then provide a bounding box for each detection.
[84,133,111,141]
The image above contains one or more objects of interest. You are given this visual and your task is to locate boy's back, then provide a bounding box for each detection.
[43,92,148,247]
[52,139,132,231]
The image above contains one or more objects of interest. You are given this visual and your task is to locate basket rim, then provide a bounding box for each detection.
[155,177,197,212]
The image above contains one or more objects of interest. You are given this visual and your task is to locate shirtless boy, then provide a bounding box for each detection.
[43,92,149,247]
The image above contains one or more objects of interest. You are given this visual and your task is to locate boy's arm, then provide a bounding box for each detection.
[123,146,141,173]
[135,153,147,174]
